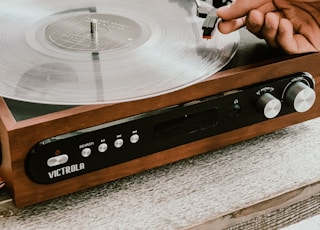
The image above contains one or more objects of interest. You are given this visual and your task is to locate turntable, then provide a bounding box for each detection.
[0,0,319,207]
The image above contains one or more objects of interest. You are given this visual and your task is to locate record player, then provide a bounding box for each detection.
[0,0,319,207]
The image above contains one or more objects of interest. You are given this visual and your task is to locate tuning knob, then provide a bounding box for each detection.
[285,81,316,112]
[256,93,282,119]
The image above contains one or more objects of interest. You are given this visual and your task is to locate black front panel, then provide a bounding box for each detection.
[25,72,315,184]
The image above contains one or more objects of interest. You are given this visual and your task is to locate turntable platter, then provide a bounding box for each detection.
[0,0,239,104]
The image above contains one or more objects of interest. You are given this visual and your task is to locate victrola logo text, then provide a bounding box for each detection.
[48,163,85,179]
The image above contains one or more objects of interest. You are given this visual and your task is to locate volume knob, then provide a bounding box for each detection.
[256,93,282,119]
[285,81,316,112]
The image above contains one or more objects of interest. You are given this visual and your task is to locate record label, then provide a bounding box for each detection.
[46,14,144,51]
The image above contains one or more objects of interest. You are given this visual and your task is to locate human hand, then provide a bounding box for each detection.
[216,0,320,54]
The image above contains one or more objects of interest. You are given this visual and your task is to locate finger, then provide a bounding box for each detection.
[217,1,254,20]
[276,18,317,54]
[245,9,265,38]
[291,3,320,50]
[218,17,246,34]
[217,0,273,20]
[261,12,281,49]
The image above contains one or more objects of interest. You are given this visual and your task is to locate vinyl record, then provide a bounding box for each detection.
[0,0,239,105]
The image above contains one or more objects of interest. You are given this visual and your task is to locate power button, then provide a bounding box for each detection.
[47,154,69,167]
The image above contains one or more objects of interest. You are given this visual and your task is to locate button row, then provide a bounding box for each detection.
[47,134,140,167]
[81,134,140,158]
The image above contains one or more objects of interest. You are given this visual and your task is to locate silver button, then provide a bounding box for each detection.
[130,134,140,144]
[47,154,69,167]
[114,139,124,148]
[98,143,108,153]
[81,148,92,157]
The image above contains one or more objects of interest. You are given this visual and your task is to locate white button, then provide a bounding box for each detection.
[130,134,140,144]
[81,148,92,157]
[47,154,69,167]
[114,139,124,148]
[98,143,108,153]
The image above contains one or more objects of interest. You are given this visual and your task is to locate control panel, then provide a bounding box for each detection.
[25,72,316,184]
